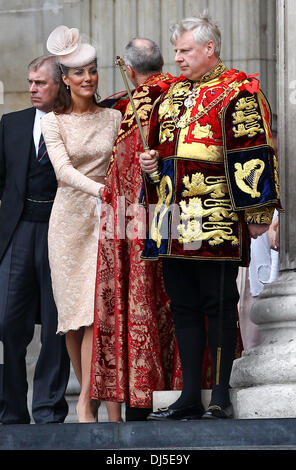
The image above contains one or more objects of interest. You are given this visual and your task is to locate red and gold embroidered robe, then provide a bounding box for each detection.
[90,74,196,408]
[141,62,282,265]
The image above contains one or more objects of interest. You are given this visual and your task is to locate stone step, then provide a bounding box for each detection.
[1,418,296,450]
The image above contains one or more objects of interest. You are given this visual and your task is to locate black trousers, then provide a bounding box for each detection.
[162,258,239,409]
[125,404,152,421]
[0,221,70,424]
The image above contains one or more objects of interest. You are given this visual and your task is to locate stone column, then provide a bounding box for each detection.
[230,0,296,419]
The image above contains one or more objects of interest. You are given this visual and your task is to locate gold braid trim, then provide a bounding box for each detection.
[245,205,275,224]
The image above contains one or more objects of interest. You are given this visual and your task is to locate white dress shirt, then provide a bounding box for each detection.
[33,109,46,157]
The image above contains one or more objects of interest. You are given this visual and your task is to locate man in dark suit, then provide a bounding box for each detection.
[0,55,70,424]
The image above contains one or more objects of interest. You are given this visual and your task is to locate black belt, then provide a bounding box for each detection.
[25,198,54,203]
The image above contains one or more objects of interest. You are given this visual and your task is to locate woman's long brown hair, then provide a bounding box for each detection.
[53,60,100,114]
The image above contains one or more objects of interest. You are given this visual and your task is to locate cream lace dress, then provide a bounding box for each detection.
[41,107,121,334]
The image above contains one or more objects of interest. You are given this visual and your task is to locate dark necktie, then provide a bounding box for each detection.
[37,133,49,164]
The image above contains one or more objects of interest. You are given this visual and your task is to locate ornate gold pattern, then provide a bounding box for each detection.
[182,173,228,199]
[158,61,233,142]
[199,60,228,83]
[177,218,202,244]
[175,85,235,130]
[180,197,238,222]
[159,82,191,143]
[177,219,239,246]
[203,223,239,246]
[177,172,239,246]
[234,159,265,198]
[273,154,280,198]
[117,86,153,139]
[245,205,274,224]
[151,175,173,248]
[232,96,265,138]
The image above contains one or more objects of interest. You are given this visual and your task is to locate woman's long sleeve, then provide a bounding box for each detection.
[41,112,102,197]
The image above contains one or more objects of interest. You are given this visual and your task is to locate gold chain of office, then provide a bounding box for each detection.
[170,83,237,129]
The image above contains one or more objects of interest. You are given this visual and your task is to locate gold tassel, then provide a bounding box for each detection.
[216,346,222,385]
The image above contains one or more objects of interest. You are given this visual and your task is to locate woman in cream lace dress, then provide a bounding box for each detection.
[41,25,121,422]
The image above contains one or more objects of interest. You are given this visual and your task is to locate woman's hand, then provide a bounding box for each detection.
[98,184,105,199]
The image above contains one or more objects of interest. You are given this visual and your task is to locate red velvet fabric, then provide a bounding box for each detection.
[90,72,245,408]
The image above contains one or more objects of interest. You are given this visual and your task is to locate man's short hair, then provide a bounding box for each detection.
[124,38,163,74]
[28,55,60,84]
[170,12,221,57]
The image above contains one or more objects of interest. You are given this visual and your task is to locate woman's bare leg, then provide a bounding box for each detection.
[77,325,99,422]
[105,401,122,422]
[66,326,99,422]
[65,329,83,386]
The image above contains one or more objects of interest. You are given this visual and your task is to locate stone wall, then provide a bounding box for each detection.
[0,0,277,116]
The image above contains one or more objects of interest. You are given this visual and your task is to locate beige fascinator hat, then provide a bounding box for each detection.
[47,25,96,68]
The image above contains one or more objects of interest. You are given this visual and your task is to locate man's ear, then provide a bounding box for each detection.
[126,65,135,80]
[207,40,216,58]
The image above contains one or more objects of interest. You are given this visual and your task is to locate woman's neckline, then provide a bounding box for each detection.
[64,106,104,116]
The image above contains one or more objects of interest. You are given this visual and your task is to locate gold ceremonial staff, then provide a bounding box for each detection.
[115,56,160,182]
[115,56,149,151]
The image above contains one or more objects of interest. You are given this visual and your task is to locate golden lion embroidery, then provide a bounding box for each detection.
[178,173,238,246]
[232,96,264,138]
[159,123,176,143]
[182,173,228,199]
[232,110,261,125]
[179,197,238,222]
[233,122,265,138]
[234,96,258,112]
[178,220,239,246]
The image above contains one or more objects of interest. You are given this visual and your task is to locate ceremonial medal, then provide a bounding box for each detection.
[184,96,193,108]
[184,85,200,108]
[176,86,236,129]
[176,115,188,129]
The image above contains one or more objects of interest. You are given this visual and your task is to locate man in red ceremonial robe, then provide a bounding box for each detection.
[90,39,190,421]
[140,14,282,421]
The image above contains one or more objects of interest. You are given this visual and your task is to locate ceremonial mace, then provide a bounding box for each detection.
[115,56,160,182]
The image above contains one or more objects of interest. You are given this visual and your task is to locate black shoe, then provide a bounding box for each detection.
[147,403,204,421]
[202,404,233,419]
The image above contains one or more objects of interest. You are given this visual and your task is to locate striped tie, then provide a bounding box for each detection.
[37,133,49,164]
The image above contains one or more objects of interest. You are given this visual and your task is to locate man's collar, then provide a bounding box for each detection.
[194,59,228,84]
[35,108,46,119]
[143,72,166,86]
